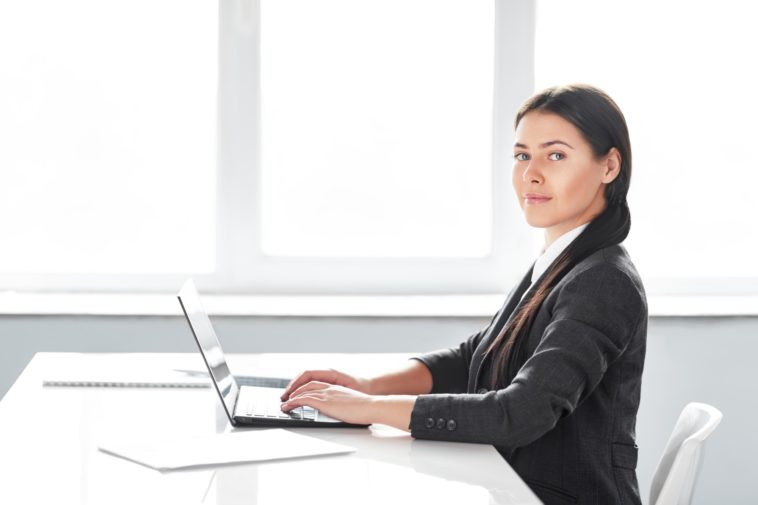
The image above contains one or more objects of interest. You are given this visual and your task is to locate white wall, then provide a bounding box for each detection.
[0,315,753,504]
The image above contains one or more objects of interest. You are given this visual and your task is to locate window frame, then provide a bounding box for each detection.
[212,0,537,295]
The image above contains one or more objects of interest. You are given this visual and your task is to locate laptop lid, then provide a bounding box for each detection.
[177,278,239,422]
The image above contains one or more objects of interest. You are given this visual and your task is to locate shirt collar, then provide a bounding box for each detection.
[531,222,590,284]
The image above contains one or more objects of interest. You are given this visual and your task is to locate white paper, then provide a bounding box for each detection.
[98,429,356,471]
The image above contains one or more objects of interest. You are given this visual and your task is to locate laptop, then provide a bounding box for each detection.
[177,278,368,428]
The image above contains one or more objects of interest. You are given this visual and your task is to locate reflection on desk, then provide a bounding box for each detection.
[0,353,542,505]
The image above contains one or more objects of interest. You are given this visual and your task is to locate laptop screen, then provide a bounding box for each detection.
[177,279,239,421]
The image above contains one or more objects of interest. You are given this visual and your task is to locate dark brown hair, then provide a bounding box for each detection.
[484,83,633,389]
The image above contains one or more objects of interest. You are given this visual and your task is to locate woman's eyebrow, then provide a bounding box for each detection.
[514,140,575,149]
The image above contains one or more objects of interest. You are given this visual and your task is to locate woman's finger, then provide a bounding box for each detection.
[281,370,338,400]
[281,392,326,412]
[281,370,314,399]
[287,381,330,400]
[281,370,323,400]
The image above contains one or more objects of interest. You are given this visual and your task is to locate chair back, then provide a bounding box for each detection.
[649,402,723,505]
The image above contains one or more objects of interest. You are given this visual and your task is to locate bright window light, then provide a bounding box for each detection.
[0,0,217,274]
[535,0,758,279]
[259,0,494,258]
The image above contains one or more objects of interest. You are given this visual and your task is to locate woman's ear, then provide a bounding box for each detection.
[602,147,622,183]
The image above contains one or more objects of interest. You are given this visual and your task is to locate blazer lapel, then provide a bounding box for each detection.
[467,262,535,393]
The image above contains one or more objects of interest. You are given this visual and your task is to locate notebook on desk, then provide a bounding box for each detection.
[42,359,292,389]
[178,278,368,429]
[43,372,289,389]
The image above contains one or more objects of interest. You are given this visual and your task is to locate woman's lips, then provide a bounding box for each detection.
[525,194,551,204]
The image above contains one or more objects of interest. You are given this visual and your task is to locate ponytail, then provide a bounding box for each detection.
[484,200,631,388]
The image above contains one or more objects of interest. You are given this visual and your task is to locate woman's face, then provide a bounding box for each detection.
[512,110,620,248]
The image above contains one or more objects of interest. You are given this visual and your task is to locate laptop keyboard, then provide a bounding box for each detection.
[240,385,318,422]
[243,400,316,421]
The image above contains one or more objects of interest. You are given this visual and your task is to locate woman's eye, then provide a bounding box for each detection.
[514,153,529,161]
[548,152,565,161]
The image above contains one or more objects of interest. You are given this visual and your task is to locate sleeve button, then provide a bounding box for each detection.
[425,417,435,429]
[446,419,457,431]
[436,418,446,429]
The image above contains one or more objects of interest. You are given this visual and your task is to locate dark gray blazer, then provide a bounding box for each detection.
[409,243,648,505]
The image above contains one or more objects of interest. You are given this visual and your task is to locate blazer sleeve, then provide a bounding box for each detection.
[409,306,503,394]
[408,263,646,450]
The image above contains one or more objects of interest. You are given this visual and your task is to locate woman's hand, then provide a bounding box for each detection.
[280,369,373,401]
[281,381,377,425]
[281,380,417,431]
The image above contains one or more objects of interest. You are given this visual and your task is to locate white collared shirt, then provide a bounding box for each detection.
[519,222,590,302]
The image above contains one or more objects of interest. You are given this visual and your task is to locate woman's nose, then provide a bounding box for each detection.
[522,160,544,183]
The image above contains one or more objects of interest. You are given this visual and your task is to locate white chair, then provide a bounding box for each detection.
[649,402,723,505]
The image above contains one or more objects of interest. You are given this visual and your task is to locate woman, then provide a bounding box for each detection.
[281,83,648,505]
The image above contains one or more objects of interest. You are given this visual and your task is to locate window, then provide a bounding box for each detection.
[4,1,750,297]
[0,0,217,280]
[260,0,493,259]
[217,1,534,294]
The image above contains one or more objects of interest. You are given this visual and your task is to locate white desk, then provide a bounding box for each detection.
[0,353,542,505]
